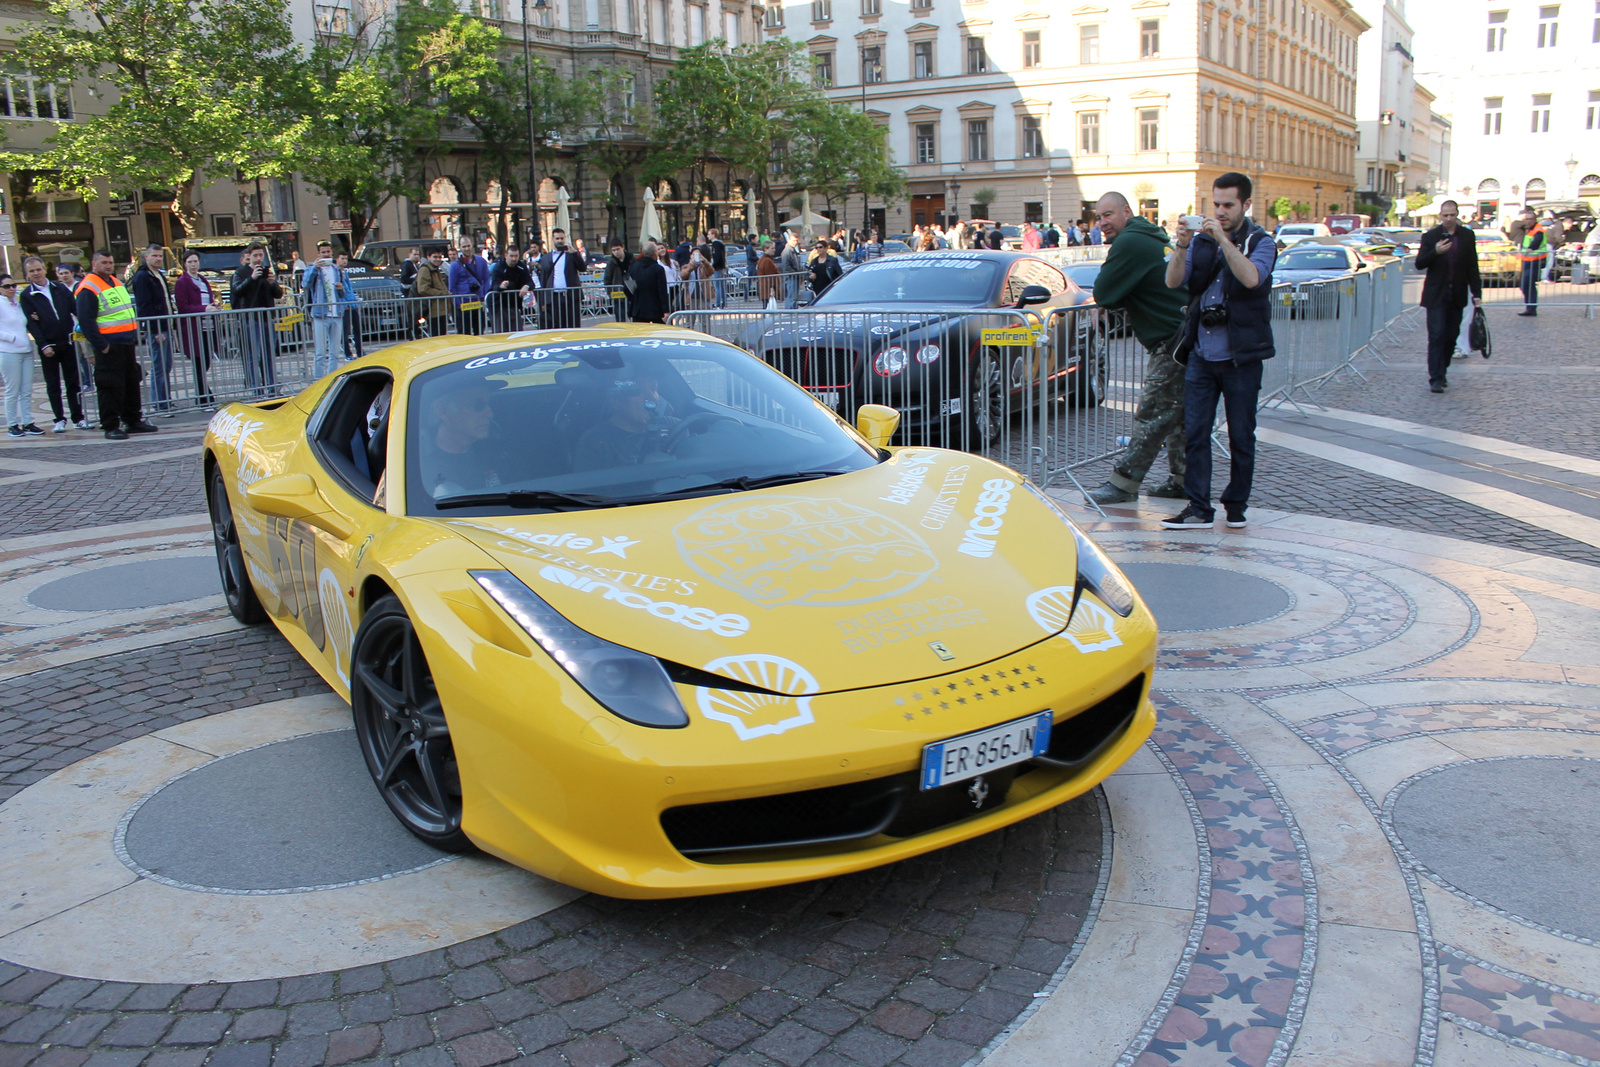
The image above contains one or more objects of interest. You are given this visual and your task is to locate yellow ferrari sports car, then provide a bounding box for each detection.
[203,324,1156,898]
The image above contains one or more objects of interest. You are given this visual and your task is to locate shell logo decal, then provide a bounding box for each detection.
[318,567,354,685]
[1026,585,1123,654]
[673,496,938,608]
[696,655,818,740]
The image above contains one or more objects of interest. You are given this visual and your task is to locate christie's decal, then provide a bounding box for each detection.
[920,465,969,530]
[537,565,749,637]
[696,654,817,740]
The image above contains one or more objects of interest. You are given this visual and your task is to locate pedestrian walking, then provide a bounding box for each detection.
[0,274,43,437]
[1083,192,1190,506]
[20,256,86,431]
[334,252,364,361]
[779,239,806,308]
[755,241,781,305]
[230,243,283,396]
[488,244,533,331]
[301,242,345,378]
[808,239,842,297]
[1021,223,1042,250]
[448,242,489,336]
[629,242,671,324]
[1414,200,1483,393]
[1512,209,1548,316]
[130,244,177,415]
[415,248,451,338]
[1161,172,1276,530]
[601,241,633,321]
[77,249,156,439]
[536,229,584,329]
[173,251,217,403]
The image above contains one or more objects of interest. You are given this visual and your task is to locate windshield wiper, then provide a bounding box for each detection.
[652,469,856,499]
[434,489,616,511]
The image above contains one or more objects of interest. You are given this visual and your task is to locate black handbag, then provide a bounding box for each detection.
[1468,305,1491,358]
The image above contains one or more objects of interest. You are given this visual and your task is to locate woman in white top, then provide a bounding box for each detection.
[0,273,43,436]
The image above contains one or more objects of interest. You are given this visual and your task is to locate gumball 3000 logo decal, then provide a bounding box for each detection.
[673,496,938,607]
[696,655,818,740]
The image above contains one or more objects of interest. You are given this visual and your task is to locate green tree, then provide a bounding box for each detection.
[1271,196,1294,221]
[787,100,904,226]
[1,0,301,235]
[971,187,999,217]
[1406,190,1432,212]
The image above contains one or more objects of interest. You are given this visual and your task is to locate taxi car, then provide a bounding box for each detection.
[1474,229,1520,286]
[203,325,1157,897]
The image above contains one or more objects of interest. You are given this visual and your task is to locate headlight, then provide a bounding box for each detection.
[916,343,941,364]
[1022,482,1137,618]
[471,570,689,728]
[874,345,909,376]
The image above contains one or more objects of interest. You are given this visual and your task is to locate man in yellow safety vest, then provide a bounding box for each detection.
[75,249,156,440]
[1512,209,1549,317]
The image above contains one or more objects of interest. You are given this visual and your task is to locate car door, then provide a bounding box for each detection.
[272,367,396,693]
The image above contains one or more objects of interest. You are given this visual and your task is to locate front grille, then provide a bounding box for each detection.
[1039,675,1145,767]
[661,673,1147,861]
[763,346,859,389]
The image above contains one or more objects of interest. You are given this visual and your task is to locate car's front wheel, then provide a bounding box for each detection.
[1068,325,1109,408]
[208,464,266,625]
[966,347,1009,450]
[351,595,473,852]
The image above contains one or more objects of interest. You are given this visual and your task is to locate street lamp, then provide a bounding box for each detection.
[520,0,548,246]
[860,53,881,234]
[1313,182,1322,219]
[1567,156,1581,198]
[1043,172,1054,227]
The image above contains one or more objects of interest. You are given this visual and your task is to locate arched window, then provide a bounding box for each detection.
[1525,178,1547,202]
[1580,174,1600,193]
[1477,178,1500,194]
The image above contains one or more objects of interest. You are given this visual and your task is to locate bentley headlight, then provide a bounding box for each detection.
[1022,482,1137,617]
[471,570,689,728]
[915,343,941,364]
[874,345,909,376]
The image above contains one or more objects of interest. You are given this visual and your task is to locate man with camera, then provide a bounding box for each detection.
[230,243,283,396]
[1161,172,1277,530]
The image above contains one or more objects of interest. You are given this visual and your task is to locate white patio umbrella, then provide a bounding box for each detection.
[640,187,665,246]
[779,210,832,230]
[554,186,571,235]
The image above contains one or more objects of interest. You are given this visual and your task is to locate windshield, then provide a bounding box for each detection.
[1065,264,1101,287]
[404,337,879,516]
[1278,226,1318,235]
[814,253,1001,306]
[1278,250,1351,269]
[193,250,247,272]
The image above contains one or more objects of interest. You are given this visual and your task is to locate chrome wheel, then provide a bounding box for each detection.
[351,596,472,851]
[967,349,1008,449]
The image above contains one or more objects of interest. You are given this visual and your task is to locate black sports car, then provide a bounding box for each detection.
[747,251,1102,449]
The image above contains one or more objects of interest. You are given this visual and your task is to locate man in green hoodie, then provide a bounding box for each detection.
[1083,192,1189,506]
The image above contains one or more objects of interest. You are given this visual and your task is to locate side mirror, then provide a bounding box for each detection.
[245,473,354,538]
[855,404,901,449]
[1014,284,1052,308]
[796,293,814,307]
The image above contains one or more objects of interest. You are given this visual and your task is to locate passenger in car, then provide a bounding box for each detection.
[422,378,511,497]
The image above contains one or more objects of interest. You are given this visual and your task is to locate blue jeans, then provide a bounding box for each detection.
[1182,357,1264,518]
[240,313,277,396]
[1519,260,1540,310]
[145,331,173,411]
[312,315,344,378]
[712,268,728,307]
[784,274,800,309]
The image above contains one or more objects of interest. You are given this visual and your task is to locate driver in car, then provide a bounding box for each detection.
[575,378,680,470]
[424,378,512,497]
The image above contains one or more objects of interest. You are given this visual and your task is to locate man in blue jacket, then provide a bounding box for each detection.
[1161,172,1277,531]
[448,241,490,335]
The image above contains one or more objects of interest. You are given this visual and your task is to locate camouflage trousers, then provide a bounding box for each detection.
[1108,340,1185,493]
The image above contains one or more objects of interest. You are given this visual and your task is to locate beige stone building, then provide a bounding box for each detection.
[767,0,1367,231]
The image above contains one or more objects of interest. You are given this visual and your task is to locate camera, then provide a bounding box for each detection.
[1198,304,1230,328]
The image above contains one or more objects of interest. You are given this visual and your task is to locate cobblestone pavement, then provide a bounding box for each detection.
[7,307,1600,1067]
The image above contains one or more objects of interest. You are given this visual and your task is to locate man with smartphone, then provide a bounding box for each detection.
[1161,172,1277,531]
[1415,200,1482,392]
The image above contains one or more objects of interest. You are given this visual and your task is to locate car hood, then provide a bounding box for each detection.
[1275,268,1351,282]
[440,451,1081,694]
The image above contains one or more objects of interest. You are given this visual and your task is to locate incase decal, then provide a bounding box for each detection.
[957,478,1016,558]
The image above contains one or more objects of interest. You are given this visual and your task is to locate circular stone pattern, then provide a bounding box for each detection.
[28,555,219,611]
[1119,561,1293,632]
[1392,757,1600,940]
[120,729,450,892]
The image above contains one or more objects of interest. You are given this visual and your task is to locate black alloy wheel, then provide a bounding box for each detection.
[351,596,473,852]
[1069,325,1109,408]
[208,465,266,625]
[965,348,1008,450]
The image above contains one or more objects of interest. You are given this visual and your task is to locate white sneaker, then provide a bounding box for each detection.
[74,419,91,429]
[52,420,67,433]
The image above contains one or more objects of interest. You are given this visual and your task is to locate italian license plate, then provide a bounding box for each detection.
[920,712,1053,791]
